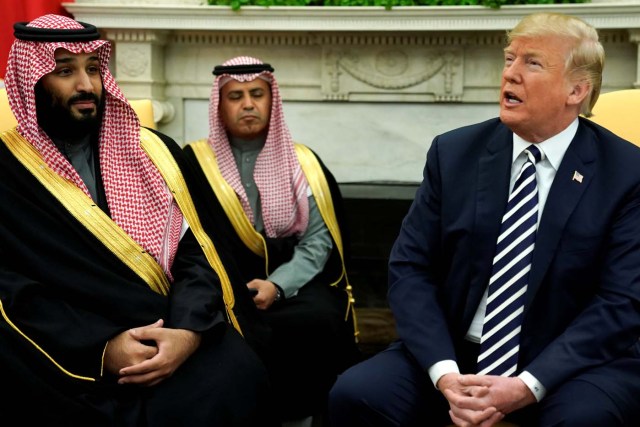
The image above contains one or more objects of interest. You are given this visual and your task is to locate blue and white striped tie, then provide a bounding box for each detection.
[477,144,542,377]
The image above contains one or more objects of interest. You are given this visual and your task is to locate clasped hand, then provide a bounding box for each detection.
[104,319,201,387]
[438,373,536,427]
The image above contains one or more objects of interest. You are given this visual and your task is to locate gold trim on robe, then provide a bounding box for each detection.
[293,143,345,286]
[1,128,171,296]
[189,140,268,260]
[0,127,244,382]
[140,130,242,335]
[293,144,357,335]
[189,139,358,339]
[1,127,174,382]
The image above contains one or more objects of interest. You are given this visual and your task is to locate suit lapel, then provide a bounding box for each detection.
[464,124,514,325]
[525,122,597,309]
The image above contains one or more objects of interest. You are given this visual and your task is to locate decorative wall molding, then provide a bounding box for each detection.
[322,47,464,102]
[168,31,506,47]
[63,1,640,183]
[65,3,640,32]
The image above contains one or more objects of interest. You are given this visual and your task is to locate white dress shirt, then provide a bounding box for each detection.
[428,118,579,402]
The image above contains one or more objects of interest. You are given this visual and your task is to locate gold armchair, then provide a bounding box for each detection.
[587,89,640,147]
[128,99,157,130]
[0,87,16,132]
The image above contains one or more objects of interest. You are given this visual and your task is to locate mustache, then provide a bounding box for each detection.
[68,92,100,106]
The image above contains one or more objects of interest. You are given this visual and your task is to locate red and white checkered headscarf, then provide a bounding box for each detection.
[209,56,309,238]
[4,14,183,278]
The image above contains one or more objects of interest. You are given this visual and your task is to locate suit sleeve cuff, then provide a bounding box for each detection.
[428,360,460,388]
[518,370,546,402]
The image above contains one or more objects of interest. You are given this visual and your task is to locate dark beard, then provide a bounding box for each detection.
[35,82,104,141]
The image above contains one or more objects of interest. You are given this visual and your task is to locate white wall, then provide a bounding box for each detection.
[184,99,498,183]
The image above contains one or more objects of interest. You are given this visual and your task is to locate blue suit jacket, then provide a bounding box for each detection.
[389,117,640,393]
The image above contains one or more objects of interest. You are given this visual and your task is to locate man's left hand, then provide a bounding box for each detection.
[117,326,201,387]
[447,374,536,426]
[247,279,280,310]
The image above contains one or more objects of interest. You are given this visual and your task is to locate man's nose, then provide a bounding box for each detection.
[76,71,94,92]
[503,62,522,83]
[241,94,254,109]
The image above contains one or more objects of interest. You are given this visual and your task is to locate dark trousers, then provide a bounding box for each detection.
[329,340,640,427]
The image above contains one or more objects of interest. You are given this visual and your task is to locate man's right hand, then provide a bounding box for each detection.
[104,319,163,375]
[438,373,504,427]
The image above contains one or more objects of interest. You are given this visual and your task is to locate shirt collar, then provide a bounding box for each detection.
[512,118,579,171]
[229,135,266,152]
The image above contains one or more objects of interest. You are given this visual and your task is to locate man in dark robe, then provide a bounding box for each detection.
[0,14,275,427]
[183,56,361,424]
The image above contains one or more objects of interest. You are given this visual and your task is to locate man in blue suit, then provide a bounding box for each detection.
[329,12,640,427]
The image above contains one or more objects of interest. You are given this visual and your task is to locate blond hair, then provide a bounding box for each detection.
[507,12,605,116]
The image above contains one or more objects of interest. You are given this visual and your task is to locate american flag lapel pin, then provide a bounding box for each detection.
[572,171,584,183]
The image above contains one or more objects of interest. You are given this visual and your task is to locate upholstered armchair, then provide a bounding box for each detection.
[587,89,640,147]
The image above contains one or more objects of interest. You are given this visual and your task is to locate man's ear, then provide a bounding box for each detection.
[567,79,591,107]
